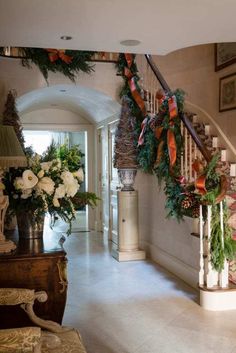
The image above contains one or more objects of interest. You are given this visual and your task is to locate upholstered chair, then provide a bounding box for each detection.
[0,288,87,353]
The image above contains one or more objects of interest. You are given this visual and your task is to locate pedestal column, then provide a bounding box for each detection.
[112,190,145,262]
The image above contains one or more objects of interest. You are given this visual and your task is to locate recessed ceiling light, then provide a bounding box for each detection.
[120,39,141,47]
[60,35,72,41]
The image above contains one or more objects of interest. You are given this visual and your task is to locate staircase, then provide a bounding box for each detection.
[136,53,236,310]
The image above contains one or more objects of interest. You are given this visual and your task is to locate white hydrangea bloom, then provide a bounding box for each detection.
[61,171,74,185]
[74,168,84,182]
[55,184,66,199]
[65,178,79,197]
[37,170,44,178]
[37,177,55,195]
[40,161,52,172]
[53,198,60,207]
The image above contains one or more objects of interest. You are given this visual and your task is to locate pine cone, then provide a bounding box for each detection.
[181,197,193,209]
[192,206,200,218]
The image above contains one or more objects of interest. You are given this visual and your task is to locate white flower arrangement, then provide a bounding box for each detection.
[4,141,99,235]
[6,152,84,235]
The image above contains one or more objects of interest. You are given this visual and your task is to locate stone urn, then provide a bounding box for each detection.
[118,168,137,191]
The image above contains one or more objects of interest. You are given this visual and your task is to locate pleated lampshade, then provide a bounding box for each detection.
[0,125,27,168]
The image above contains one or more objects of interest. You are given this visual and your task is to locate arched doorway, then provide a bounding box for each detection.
[17,84,121,231]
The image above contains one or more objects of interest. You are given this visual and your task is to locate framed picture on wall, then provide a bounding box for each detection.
[219,73,236,112]
[215,43,236,71]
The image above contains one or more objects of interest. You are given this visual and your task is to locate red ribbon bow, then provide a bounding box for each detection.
[46,49,73,64]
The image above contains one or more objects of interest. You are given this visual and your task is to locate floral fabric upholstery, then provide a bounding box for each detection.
[0,326,41,352]
[41,329,87,353]
[0,288,35,305]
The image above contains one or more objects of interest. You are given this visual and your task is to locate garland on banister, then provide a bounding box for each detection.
[116,53,145,122]
[0,47,96,82]
[116,53,236,271]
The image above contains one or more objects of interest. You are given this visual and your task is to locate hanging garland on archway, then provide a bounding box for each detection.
[0,47,96,82]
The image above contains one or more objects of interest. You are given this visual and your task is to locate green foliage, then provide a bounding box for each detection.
[57,143,84,172]
[41,140,57,162]
[164,177,185,220]
[4,47,96,82]
[116,53,144,122]
[41,141,84,172]
[210,203,236,271]
[200,154,221,205]
[137,121,157,173]
[72,192,100,210]
[141,89,185,181]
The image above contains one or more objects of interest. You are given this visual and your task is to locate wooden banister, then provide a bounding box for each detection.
[145,54,212,163]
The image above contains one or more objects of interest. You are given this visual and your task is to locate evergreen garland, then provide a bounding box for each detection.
[0,47,96,82]
[136,120,157,173]
[116,53,144,123]
[116,53,236,272]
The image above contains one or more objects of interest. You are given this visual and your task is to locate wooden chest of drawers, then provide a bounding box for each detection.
[0,230,67,329]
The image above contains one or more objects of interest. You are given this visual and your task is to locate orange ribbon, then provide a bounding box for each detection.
[195,175,207,195]
[124,53,133,68]
[192,159,204,174]
[167,129,177,167]
[167,96,178,168]
[46,49,73,64]
[124,54,147,116]
[168,96,178,119]
[155,126,163,140]
[155,140,164,165]
[138,117,149,146]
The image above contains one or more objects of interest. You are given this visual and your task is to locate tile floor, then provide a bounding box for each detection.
[62,231,236,353]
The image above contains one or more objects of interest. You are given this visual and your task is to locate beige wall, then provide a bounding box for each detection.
[151,44,236,147]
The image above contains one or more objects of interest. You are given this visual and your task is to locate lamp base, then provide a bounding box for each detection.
[0,238,16,253]
[0,193,16,253]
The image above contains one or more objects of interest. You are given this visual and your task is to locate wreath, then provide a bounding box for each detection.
[0,47,96,82]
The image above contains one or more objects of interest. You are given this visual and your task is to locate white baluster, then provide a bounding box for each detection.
[181,122,184,176]
[193,143,197,180]
[206,206,218,288]
[189,135,192,181]
[219,201,229,288]
[199,205,204,286]
[184,128,188,180]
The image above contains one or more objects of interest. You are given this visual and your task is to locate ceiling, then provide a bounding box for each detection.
[17,84,121,123]
[0,0,236,55]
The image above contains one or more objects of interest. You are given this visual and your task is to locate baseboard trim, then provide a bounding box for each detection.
[141,241,198,289]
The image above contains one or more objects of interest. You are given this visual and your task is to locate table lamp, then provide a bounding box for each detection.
[0,125,27,253]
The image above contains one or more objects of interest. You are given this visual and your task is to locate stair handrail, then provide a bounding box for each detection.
[145,54,212,163]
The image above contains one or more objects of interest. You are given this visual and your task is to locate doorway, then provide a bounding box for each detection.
[23,130,88,232]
